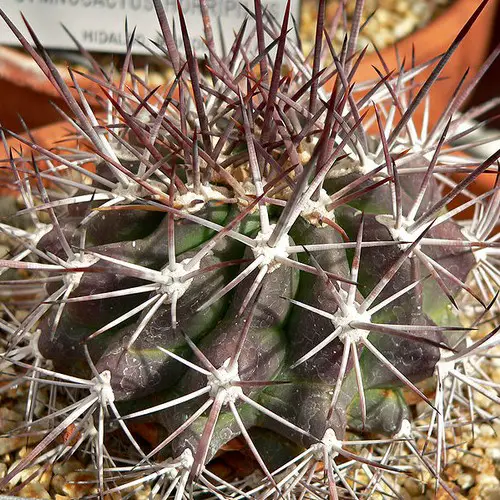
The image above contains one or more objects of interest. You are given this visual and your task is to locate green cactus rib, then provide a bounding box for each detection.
[34,164,474,469]
[0,0,499,497]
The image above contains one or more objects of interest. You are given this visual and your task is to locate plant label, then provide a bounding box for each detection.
[0,0,299,54]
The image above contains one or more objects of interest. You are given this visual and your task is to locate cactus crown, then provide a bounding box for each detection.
[0,0,499,498]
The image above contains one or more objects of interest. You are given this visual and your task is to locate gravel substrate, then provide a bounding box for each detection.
[1,342,498,498]
[300,0,454,54]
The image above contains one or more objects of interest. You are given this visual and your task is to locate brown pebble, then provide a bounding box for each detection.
[18,482,51,499]
[474,436,500,449]
[53,458,84,476]
[444,462,462,481]
[0,407,22,433]
[469,483,500,499]
[456,473,475,490]
[403,476,423,496]
[62,470,98,498]
[0,433,43,455]
[486,447,500,460]
[39,465,53,491]
[475,472,500,487]
[17,445,32,459]
[51,474,67,495]
[104,493,123,500]
[459,448,491,472]
[6,460,40,487]
[435,483,466,499]
[0,437,28,456]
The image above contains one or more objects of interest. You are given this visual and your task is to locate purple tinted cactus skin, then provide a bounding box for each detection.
[37,203,232,373]
[347,388,410,434]
[95,248,236,400]
[256,379,349,448]
[155,258,295,464]
[287,222,352,385]
[335,209,473,389]
[95,236,250,400]
[37,268,145,369]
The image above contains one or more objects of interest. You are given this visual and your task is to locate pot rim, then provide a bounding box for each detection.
[376,0,487,52]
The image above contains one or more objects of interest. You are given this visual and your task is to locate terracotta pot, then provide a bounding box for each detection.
[5,118,78,152]
[2,120,90,196]
[348,0,499,129]
[0,0,498,133]
[447,147,499,220]
[0,45,104,133]
[2,120,66,195]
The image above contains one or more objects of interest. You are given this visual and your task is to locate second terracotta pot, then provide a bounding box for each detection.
[346,0,498,129]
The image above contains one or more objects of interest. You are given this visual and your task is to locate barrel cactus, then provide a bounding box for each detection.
[0,0,499,498]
